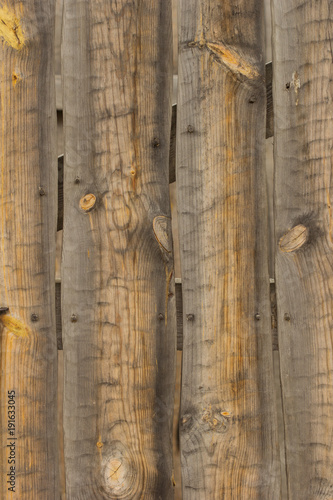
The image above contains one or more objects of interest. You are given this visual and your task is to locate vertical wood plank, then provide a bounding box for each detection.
[272,1,333,497]
[62,1,176,498]
[177,1,280,497]
[0,2,58,497]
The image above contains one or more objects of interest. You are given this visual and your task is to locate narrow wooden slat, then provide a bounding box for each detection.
[272,1,333,497]
[169,105,177,184]
[62,1,176,497]
[175,280,183,351]
[55,281,62,350]
[57,154,63,231]
[0,2,58,497]
[265,61,274,139]
[176,1,280,497]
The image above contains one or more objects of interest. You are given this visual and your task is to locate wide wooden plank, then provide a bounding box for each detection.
[272,1,333,497]
[176,1,280,497]
[62,1,176,498]
[0,2,58,497]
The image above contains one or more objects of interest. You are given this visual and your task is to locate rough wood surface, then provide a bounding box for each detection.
[169,63,273,184]
[272,1,333,497]
[176,1,280,498]
[0,2,58,497]
[62,1,176,498]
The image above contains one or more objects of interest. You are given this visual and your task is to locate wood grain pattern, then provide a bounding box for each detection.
[176,1,280,497]
[272,1,333,497]
[0,1,58,497]
[62,1,176,498]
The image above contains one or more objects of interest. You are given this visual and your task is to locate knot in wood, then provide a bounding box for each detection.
[80,193,96,212]
[102,443,137,497]
[153,216,172,253]
[279,224,308,253]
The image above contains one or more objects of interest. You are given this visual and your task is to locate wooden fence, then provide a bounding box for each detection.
[0,0,332,498]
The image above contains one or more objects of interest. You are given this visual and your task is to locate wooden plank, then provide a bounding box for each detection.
[0,2,58,498]
[62,1,176,497]
[169,63,274,184]
[176,1,280,497]
[272,1,333,497]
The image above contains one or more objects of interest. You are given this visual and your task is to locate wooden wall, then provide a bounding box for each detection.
[0,0,332,498]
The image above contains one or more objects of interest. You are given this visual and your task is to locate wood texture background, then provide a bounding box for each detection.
[0,1,58,497]
[176,0,280,497]
[62,0,176,498]
[272,0,333,498]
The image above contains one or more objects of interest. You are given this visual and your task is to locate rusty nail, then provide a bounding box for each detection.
[0,307,9,315]
[152,138,160,148]
[74,176,80,184]
[71,314,78,323]
[39,187,46,196]
[31,313,39,322]
[158,313,164,320]
[255,313,261,321]
[186,314,194,321]
[284,313,291,321]
[187,125,194,133]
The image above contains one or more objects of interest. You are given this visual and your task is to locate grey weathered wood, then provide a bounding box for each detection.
[62,1,176,498]
[0,2,58,497]
[176,1,280,498]
[55,0,63,76]
[272,1,333,497]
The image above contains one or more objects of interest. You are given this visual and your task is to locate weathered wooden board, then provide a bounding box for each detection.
[62,1,176,498]
[0,2,58,498]
[272,1,333,497]
[176,1,280,497]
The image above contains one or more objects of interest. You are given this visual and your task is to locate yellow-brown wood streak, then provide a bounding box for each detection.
[0,1,58,498]
[0,5,25,51]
